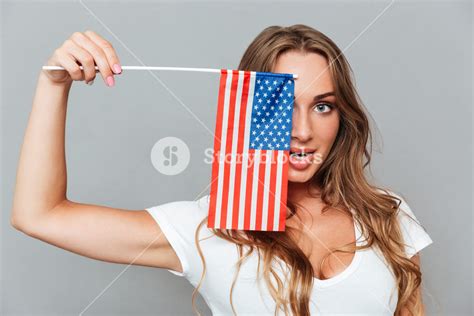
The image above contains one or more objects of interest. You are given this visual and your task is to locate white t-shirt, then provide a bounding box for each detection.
[145,190,433,315]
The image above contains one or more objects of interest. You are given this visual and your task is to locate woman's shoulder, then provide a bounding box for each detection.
[144,194,212,247]
[376,187,433,258]
[144,194,212,278]
[376,188,419,219]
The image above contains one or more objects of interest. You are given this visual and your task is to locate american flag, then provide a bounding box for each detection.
[207,69,295,231]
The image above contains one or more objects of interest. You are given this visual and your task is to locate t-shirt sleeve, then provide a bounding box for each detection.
[144,195,209,279]
[389,191,433,258]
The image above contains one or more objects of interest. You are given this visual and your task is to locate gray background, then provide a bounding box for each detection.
[1,0,472,315]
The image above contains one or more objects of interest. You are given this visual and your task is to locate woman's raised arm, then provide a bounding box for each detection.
[10,30,182,272]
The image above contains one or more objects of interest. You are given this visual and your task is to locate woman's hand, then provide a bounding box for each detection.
[42,30,122,87]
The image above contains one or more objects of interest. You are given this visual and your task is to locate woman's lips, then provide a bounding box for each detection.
[289,152,314,170]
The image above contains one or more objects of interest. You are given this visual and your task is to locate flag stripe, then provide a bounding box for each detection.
[250,149,261,230]
[208,69,228,228]
[220,70,240,229]
[255,150,266,231]
[279,151,290,231]
[267,150,278,231]
[243,149,255,230]
[214,70,234,228]
[261,150,272,230]
[273,150,284,231]
[238,73,255,230]
[227,71,245,229]
[233,71,251,230]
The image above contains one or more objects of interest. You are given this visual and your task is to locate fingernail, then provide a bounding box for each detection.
[113,64,122,74]
[86,79,94,85]
[106,75,114,87]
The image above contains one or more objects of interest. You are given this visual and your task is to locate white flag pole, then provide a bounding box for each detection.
[42,65,298,79]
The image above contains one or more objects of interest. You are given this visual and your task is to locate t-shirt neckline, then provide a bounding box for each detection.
[312,210,365,288]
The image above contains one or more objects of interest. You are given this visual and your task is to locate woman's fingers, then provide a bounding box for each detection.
[62,39,95,83]
[84,30,122,75]
[55,49,83,81]
[43,30,121,86]
[70,31,115,86]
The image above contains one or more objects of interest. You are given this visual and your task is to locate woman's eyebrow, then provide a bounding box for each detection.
[314,92,335,101]
[292,91,335,101]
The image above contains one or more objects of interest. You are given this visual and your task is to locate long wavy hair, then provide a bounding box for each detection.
[191,24,424,315]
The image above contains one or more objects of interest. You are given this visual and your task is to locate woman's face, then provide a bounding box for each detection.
[272,50,340,184]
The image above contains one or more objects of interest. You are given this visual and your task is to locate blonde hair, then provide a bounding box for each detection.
[191,24,424,315]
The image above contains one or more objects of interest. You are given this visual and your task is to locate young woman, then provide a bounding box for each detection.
[11,24,432,316]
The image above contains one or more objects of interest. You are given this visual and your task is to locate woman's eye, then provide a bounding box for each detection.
[313,103,333,113]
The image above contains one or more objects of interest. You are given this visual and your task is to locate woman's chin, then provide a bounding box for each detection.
[288,167,314,183]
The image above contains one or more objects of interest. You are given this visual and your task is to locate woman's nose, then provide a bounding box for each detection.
[291,108,313,143]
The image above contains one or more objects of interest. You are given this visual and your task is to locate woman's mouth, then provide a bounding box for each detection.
[289,149,315,170]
